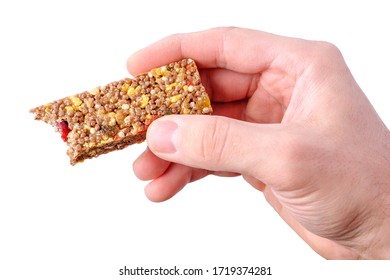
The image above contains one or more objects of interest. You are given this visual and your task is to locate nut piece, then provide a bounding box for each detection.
[69,96,82,106]
[170,94,182,103]
[127,87,135,96]
[88,87,100,95]
[140,95,149,108]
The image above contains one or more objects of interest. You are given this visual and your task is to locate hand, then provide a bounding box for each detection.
[127,27,390,259]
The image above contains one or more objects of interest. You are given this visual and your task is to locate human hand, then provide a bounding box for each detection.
[127,27,390,259]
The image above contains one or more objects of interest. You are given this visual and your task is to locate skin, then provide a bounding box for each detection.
[127,27,390,259]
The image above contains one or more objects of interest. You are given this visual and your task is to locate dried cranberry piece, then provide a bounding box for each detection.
[57,121,70,142]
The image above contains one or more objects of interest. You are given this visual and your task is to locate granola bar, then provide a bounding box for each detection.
[30,58,212,165]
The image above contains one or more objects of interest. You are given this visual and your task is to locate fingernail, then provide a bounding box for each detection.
[147,120,178,154]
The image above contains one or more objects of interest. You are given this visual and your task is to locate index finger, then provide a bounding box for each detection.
[127,27,290,75]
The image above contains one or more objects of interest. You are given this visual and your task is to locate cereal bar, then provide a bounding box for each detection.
[30,58,212,165]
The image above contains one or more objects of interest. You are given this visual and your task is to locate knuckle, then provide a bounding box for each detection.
[313,41,342,57]
[199,117,231,166]
[307,41,344,71]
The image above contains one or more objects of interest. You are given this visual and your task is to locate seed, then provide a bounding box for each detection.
[109,118,116,126]
[124,116,131,124]
[202,107,210,114]
[121,103,130,110]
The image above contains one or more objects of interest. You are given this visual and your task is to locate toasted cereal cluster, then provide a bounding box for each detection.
[30,58,212,165]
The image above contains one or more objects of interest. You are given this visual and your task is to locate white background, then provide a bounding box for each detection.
[1,0,389,279]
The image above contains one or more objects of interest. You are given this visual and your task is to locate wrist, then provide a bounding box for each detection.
[358,131,390,259]
[356,183,390,259]
[361,196,390,259]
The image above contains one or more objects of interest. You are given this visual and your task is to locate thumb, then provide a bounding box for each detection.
[146,115,278,176]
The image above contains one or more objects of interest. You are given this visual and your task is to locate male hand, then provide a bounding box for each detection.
[127,27,390,259]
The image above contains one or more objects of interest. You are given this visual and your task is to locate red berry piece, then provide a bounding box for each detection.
[57,121,70,142]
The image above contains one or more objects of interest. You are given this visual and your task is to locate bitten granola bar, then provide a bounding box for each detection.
[30,58,212,165]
